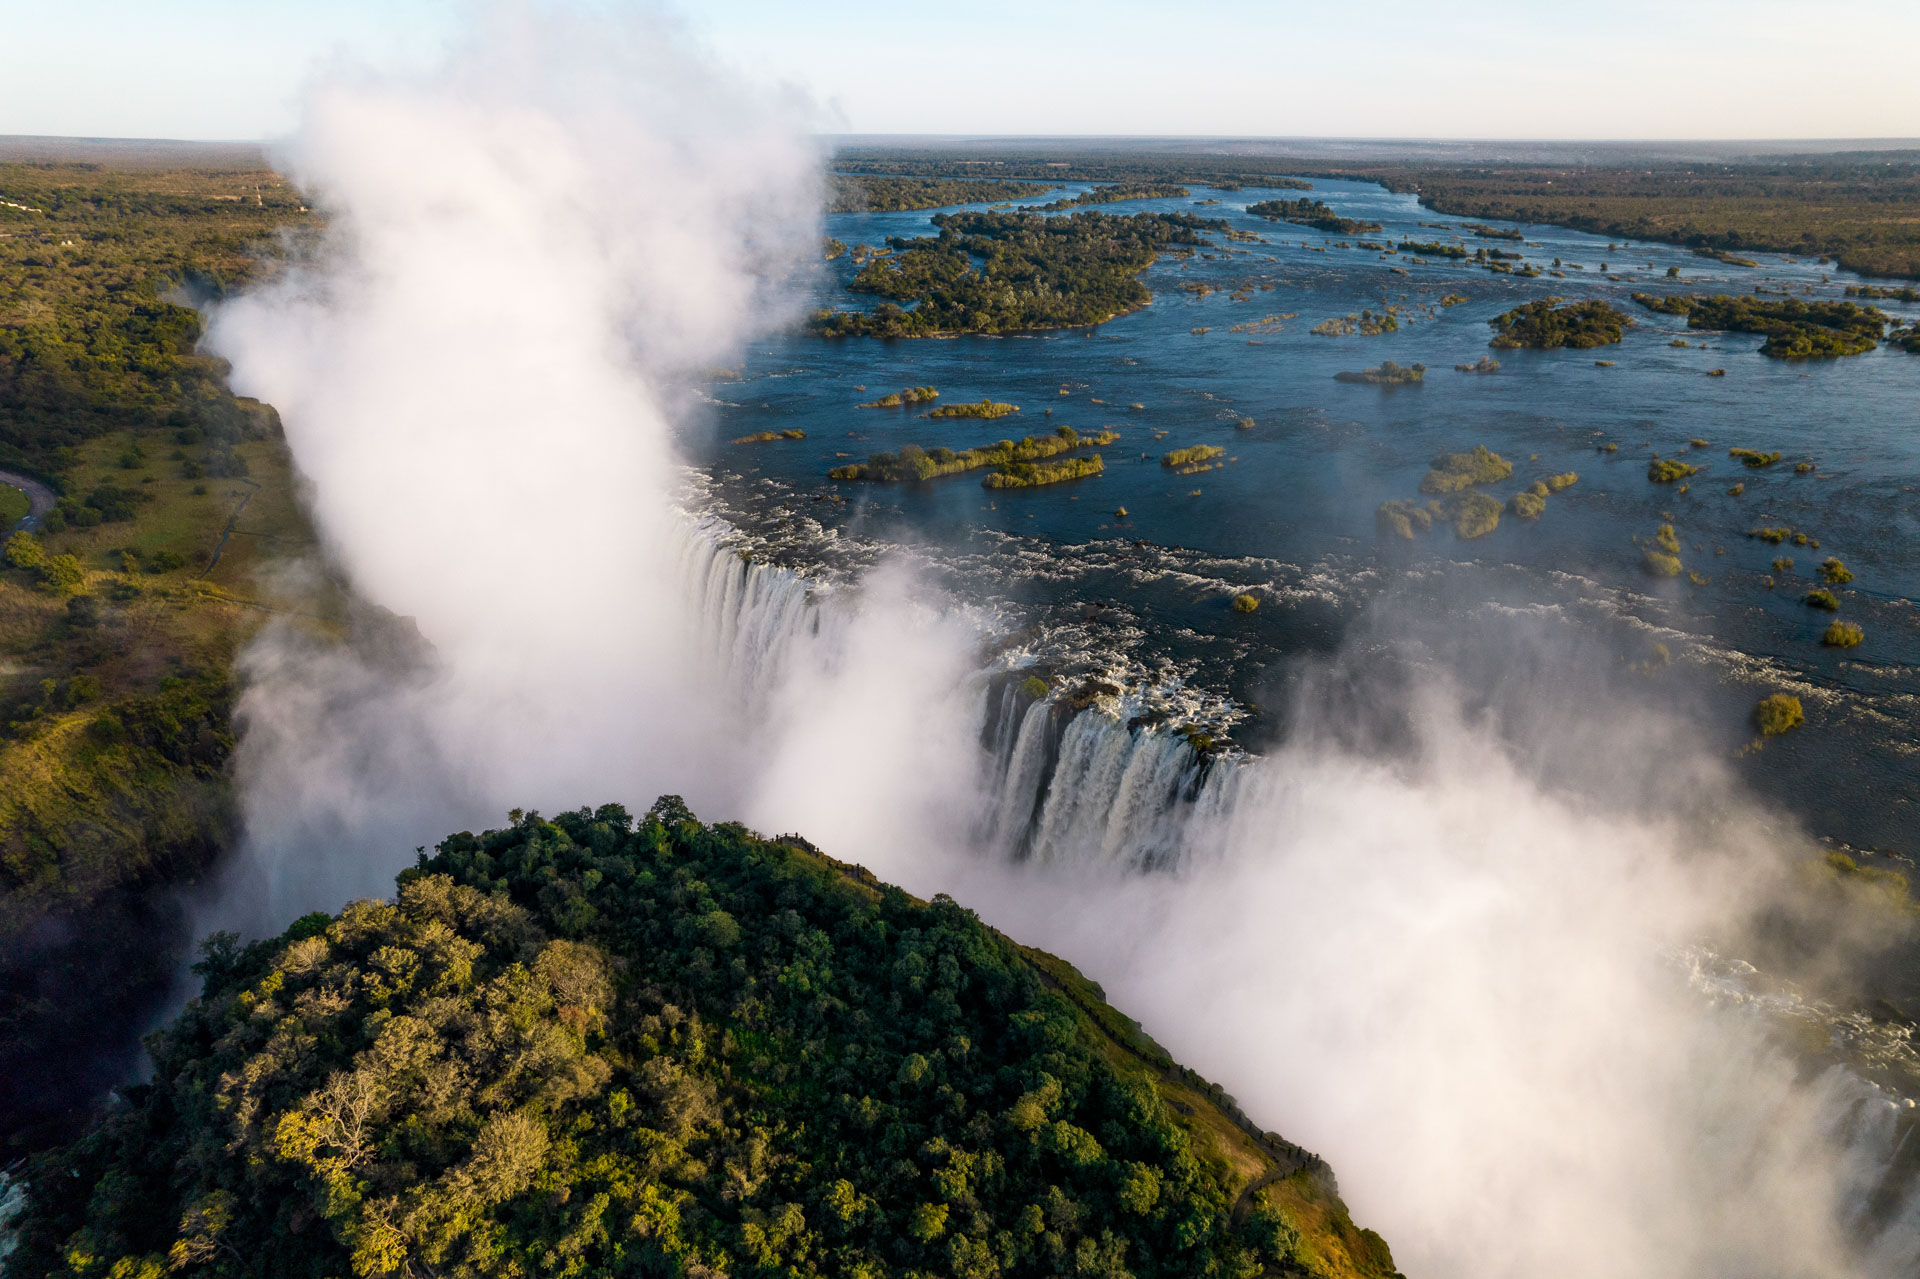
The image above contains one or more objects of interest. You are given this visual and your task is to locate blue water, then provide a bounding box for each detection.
[685,178,1920,849]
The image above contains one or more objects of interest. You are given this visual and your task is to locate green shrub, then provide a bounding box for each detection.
[1648,458,1699,483]
[1420,446,1512,494]
[41,553,87,595]
[1754,694,1804,736]
[1448,492,1502,539]
[4,530,46,571]
[1231,593,1259,613]
[1509,490,1546,519]
[1805,589,1840,611]
[1818,558,1853,585]
[1729,448,1781,468]
[1822,620,1864,648]
[1377,499,1432,540]
[1161,444,1227,472]
[1021,675,1051,700]
[1643,550,1683,577]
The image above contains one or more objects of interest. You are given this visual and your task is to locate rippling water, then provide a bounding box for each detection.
[681,177,1920,859]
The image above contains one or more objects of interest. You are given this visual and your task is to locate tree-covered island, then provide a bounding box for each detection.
[830,427,1117,484]
[829,176,1057,213]
[1630,293,1892,358]
[807,210,1229,338]
[1487,299,1634,349]
[1035,184,1190,212]
[1246,199,1383,236]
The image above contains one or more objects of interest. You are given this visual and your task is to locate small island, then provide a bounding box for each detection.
[858,385,939,408]
[983,454,1105,488]
[828,174,1055,212]
[1397,239,1471,260]
[927,399,1019,420]
[1311,307,1401,337]
[1488,298,1633,349]
[732,429,806,444]
[809,209,1228,338]
[829,426,1115,483]
[1455,355,1500,373]
[1630,292,1887,358]
[1648,457,1699,482]
[1247,198,1383,235]
[1335,360,1426,384]
[1420,445,1513,494]
[1036,182,1189,211]
[1162,444,1227,475]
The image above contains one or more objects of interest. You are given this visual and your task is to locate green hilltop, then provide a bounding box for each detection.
[8,800,1398,1279]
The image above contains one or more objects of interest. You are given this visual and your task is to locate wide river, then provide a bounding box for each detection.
[682,177,1920,862]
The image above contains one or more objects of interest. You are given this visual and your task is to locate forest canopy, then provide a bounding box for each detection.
[8,800,1396,1279]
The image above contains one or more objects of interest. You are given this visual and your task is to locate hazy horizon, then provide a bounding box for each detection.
[6,0,1920,142]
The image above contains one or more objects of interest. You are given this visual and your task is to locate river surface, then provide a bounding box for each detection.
[679,177,1920,861]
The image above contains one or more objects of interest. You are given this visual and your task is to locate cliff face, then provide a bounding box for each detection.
[8,799,1398,1279]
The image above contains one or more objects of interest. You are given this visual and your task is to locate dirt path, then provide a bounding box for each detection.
[0,469,56,532]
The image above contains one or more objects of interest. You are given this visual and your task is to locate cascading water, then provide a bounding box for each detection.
[675,514,1243,870]
[672,505,1920,1274]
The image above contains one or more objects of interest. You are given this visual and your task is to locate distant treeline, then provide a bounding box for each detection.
[835,148,1920,280]
[836,151,1314,191]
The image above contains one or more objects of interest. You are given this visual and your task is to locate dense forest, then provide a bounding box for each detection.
[7,801,1398,1279]
[0,160,328,1147]
[1487,299,1633,349]
[1630,292,1891,358]
[808,210,1228,337]
[1246,200,1381,235]
[828,176,1055,214]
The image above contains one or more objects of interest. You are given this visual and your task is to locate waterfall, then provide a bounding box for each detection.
[673,515,1239,872]
[675,515,834,703]
[667,508,1920,1272]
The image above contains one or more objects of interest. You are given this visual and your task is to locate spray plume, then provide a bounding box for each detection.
[199,9,1919,1277]
[207,6,822,919]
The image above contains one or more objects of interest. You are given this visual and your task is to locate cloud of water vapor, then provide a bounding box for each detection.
[824,626,1920,1279]
[206,4,824,922]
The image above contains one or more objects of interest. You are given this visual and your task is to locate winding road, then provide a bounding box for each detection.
[1,469,56,532]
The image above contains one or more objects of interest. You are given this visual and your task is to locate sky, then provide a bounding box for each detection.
[3,0,1919,142]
